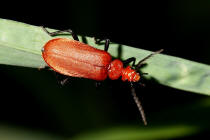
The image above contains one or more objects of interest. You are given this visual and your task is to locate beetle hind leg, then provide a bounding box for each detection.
[60,77,71,86]
[54,72,71,86]
[41,26,79,41]
[94,38,110,52]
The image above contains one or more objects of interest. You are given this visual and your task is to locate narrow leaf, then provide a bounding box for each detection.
[0,18,210,95]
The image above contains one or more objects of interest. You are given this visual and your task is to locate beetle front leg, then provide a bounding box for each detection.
[123,57,136,67]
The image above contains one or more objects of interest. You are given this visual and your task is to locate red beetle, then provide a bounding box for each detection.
[41,27,163,125]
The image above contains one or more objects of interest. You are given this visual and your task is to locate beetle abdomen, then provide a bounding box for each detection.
[42,38,112,81]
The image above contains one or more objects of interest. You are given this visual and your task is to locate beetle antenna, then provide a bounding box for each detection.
[130,83,147,125]
[135,49,163,70]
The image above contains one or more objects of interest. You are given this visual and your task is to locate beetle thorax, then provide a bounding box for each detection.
[107,59,140,82]
[107,59,123,80]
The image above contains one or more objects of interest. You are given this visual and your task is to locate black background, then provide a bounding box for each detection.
[1,0,210,139]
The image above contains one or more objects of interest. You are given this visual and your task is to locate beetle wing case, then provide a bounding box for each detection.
[42,38,112,81]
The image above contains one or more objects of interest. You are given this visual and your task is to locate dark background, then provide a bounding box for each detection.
[1,0,210,139]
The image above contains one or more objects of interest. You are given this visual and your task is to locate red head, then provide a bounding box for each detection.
[107,59,140,82]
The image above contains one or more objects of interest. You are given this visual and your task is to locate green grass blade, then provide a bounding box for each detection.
[0,18,210,95]
[0,125,61,140]
[71,125,198,140]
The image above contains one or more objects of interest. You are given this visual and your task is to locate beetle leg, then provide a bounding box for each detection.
[142,73,148,75]
[60,77,70,86]
[94,38,105,44]
[54,72,71,86]
[38,65,70,85]
[94,38,110,52]
[95,81,102,88]
[41,26,79,41]
[104,39,110,52]
[38,65,50,71]
[135,49,163,70]
[123,57,136,67]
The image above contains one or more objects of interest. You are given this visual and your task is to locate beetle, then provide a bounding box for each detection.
[41,27,163,125]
